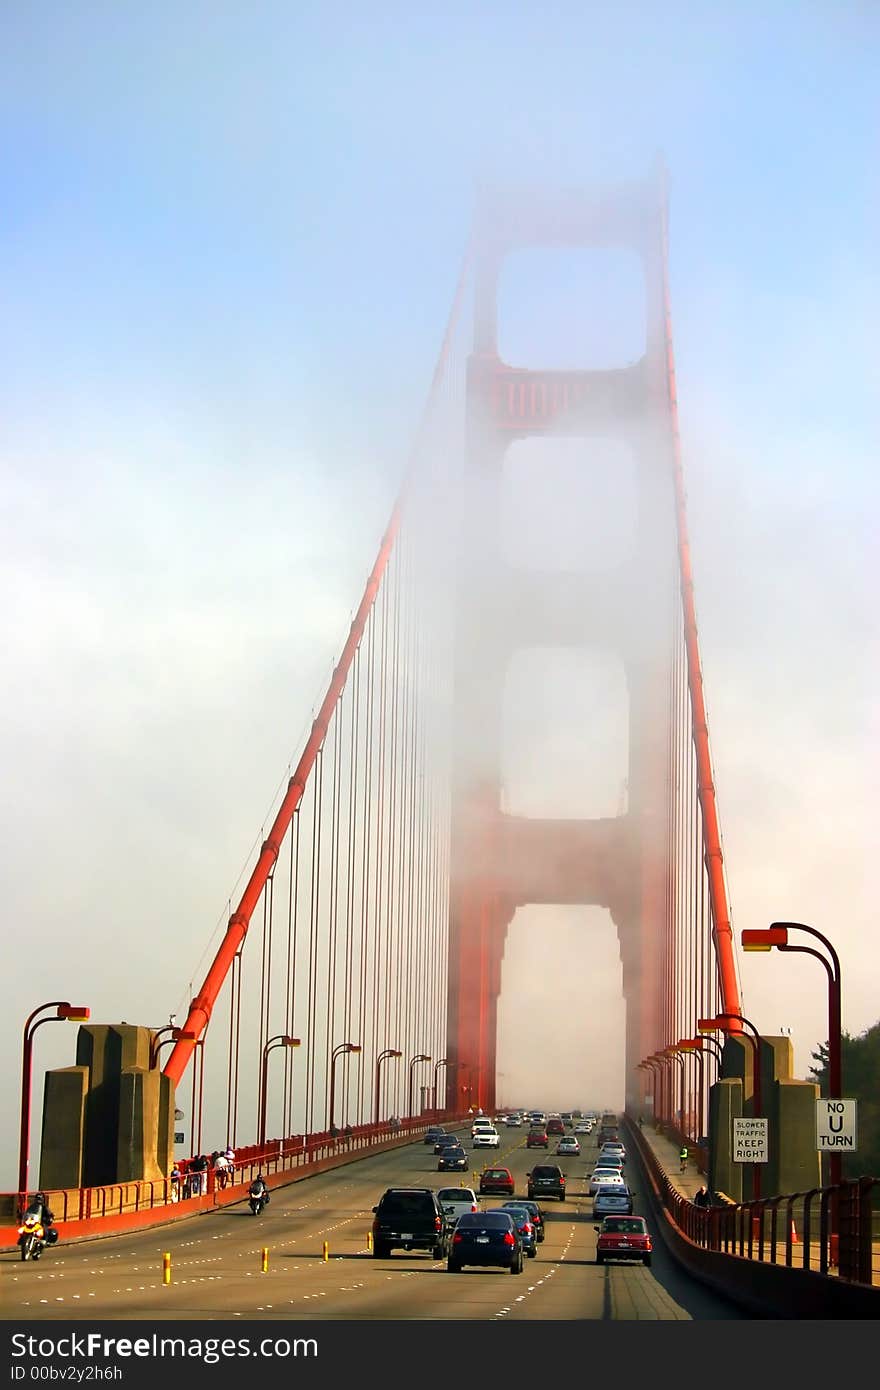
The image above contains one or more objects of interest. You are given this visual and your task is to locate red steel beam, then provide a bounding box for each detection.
[164,243,473,1088]
[659,174,741,1020]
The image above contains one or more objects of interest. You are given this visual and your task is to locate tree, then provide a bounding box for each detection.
[808,1021,880,1183]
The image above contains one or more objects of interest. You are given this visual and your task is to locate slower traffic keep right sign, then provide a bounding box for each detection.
[815,1098,858,1153]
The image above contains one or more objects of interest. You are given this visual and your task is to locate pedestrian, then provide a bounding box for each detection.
[693,1185,709,1208]
[170,1162,181,1202]
[213,1150,230,1189]
[679,1145,689,1174]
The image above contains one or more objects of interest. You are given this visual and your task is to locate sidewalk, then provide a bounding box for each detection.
[634,1122,707,1202]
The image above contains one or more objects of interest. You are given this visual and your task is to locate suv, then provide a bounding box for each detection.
[371,1188,449,1259]
[527,1164,566,1203]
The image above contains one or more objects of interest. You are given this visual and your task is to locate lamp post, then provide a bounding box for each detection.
[648,1054,672,1124]
[150,1027,197,1070]
[700,1011,763,1199]
[664,1046,689,1138]
[432,1058,448,1112]
[374,1047,402,1126]
[328,1042,361,1134]
[638,1060,661,1121]
[743,921,843,1189]
[676,1038,708,1139]
[19,1001,91,1203]
[259,1036,301,1147]
[407,1053,431,1120]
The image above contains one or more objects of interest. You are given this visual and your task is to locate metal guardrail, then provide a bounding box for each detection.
[1,1114,465,1238]
[626,1117,879,1290]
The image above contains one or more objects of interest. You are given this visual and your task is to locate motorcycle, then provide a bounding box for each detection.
[248,1189,269,1215]
[17,1213,46,1261]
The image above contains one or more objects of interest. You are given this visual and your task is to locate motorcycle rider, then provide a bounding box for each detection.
[23,1192,57,1244]
[248,1174,269,1212]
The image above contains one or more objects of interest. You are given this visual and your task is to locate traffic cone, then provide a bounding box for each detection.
[790,1218,800,1245]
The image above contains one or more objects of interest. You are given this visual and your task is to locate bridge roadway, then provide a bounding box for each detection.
[1,1124,746,1323]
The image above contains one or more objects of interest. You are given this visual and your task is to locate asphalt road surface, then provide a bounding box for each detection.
[1,1126,747,1322]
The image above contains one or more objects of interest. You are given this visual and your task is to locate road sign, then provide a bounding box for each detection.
[732,1116,768,1163]
[174,1131,185,1144]
[815,1098,858,1153]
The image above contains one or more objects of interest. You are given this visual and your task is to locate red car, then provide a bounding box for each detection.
[479,1166,515,1197]
[526,1127,548,1149]
[594,1215,653,1266]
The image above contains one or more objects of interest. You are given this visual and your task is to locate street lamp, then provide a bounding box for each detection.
[150,1027,197,1070]
[374,1048,402,1125]
[647,1054,672,1125]
[19,1001,90,1203]
[742,922,843,1189]
[664,1046,689,1138]
[407,1053,431,1120]
[259,1036,301,1146]
[676,1038,708,1139]
[699,1011,764,1199]
[328,1042,361,1134]
[432,1058,449,1111]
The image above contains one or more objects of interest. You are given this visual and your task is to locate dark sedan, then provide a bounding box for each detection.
[497,1202,537,1257]
[434,1133,462,1155]
[447,1210,524,1274]
[438,1145,469,1172]
[515,1198,545,1242]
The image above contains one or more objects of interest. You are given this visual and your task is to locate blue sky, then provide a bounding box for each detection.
[1,2,876,1182]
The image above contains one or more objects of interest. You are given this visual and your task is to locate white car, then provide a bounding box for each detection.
[588,1167,627,1196]
[471,1118,494,1139]
[472,1126,500,1148]
[505,1113,523,1127]
[437,1187,480,1226]
[599,1142,627,1165]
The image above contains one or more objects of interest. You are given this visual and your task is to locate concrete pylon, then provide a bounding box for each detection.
[38,1023,175,1189]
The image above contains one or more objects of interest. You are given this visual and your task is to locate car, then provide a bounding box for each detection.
[437,1187,480,1226]
[505,1113,523,1127]
[526,1127,549,1149]
[574,1120,592,1134]
[560,1112,573,1128]
[472,1126,500,1148]
[599,1141,627,1164]
[435,1133,463,1154]
[438,1145,469,1172]
[425,1126,447,1146]
[556,1135,580,1156]
[479,1166,515,1197]
[497,1202,537,1257]
[514,1198,546,1242]
[588,1168,626,1196]
[527,1164,566,1202]
[371,1187,449,1259]
[447,1210,523,1274]
[595,1153,624,1172]
[594,1215,653,1266]
[471,1117,494,1137]
[546,1117,565,1136]
[592,1183,635,1218]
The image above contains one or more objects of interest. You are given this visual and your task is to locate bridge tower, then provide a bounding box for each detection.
[445,173,677,1114]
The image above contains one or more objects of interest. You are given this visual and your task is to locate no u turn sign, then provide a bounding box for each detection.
[815,1098,858,1152]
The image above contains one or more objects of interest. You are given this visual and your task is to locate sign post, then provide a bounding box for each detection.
[815,1098,858,1155]
[732,1116,768,1164]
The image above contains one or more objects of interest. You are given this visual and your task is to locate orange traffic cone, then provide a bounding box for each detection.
[790,1218,800,1245]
